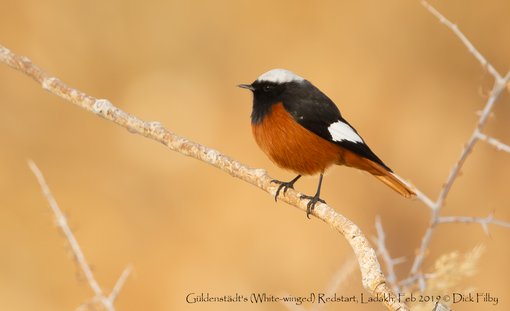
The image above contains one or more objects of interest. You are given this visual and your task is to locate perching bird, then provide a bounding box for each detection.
[239,69,415,217]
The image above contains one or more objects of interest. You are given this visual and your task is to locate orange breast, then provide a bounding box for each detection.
[252,102,342,175]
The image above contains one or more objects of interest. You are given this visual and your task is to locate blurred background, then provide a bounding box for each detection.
[1,0,509,310]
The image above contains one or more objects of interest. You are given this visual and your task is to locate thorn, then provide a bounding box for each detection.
[392,257,407,265]
[481,222,490,236]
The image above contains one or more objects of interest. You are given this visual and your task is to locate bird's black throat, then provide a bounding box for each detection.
[249,81,289,124]
[251,100,274,124]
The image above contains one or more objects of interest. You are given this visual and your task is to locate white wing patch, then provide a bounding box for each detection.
[256,68,305,84]
[328,120,363,143]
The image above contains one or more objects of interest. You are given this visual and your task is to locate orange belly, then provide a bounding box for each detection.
[252,102,342,175]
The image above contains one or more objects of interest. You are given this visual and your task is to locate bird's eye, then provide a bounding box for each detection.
[263,85,274,92]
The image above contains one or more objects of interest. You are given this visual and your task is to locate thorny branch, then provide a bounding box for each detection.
[370,1,510,301]
[396,0,510,290]
[438,213,510,235]
[0,45,408,310]
[28,160,132,311]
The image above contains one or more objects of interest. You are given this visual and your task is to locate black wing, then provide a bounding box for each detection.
[282,80,392,172]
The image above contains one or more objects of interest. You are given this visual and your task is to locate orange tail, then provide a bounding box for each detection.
[373,170,415,198]
[342,151,415,198]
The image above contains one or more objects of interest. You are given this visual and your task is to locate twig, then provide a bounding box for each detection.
[438,213,510,235]
[322,257,359,296]
[28,160,117,311]
[409,68,509,278]
[476,131,510,153]
[0,45,408,311]
[108,265,134,303]
[420,0,501,80]
[29,160,132,309]
[413,188,435,209]
[436,81,507,210]
[374,217,406,294]
[408,1,510,281]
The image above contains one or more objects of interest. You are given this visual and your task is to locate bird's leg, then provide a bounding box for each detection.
[300,173,326,218]
[271,174,302,202]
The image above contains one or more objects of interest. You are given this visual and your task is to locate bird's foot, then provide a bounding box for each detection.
[271,175,302,202]
[299,194,326,218]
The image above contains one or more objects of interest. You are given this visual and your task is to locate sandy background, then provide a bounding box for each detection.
[1,0,509,310]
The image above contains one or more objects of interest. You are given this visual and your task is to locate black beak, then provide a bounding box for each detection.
[238,84,255,91]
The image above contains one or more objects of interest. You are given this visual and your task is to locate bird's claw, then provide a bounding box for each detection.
[270,175,302,202]
[300,194,326,218]
[271,179,295,202]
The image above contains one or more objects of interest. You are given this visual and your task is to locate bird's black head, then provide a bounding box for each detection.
[239,69,305,124]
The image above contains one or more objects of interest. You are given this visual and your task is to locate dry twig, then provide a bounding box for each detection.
[403,0,510,287]
[374,217,406,294]
[364,2,510,299]
[476,131,510,153]
[438,213,510,235]
[28,160,132,311]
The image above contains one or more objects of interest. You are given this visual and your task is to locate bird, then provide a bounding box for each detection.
[238,69,415,217]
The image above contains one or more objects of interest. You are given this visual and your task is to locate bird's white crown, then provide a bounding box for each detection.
[256,69,305,84]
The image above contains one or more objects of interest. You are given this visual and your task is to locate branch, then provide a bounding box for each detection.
[420,0,501,80]
[28,160,131,311]
[108,265,134,303]
[438,213,510,235]
[374,217,406,294]
[410,67,510,278]
[0,45,407,311]
[435,81,508,210]
[408,1,510,280]
[476,131,510,153]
